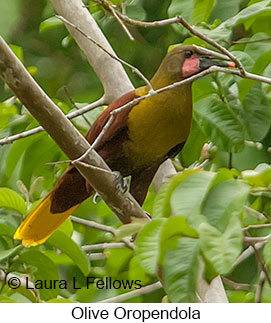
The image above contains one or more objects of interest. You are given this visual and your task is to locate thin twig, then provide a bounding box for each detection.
[175,16,245,74]
[233,242,266,268]
[70,215,116,235]
[95,0,183,28]
[88,253,106,261]
[255,271,265,303]
[95,0,245,73]
[56,15,153,92]
[0,96,105,145]
[99,281,162,303]
[64,86,91,126]
[76,64,271,162]
[243,223,271,231]
[252,244,271,288]
[221,276,253,291]
[244,206,267,221]
[244,234,271,244]
[110,5,134,41]
[82,242,133,251]
[232,37,271,45]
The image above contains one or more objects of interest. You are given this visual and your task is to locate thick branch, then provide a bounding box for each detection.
[50,0,133,102]
[0,35,148,224]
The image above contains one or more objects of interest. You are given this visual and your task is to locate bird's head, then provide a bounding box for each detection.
[152,45,235,87]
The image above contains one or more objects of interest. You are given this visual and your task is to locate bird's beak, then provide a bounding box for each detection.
[194,46,236,69]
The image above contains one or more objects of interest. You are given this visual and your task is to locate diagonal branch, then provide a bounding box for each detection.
[0,35,148,225]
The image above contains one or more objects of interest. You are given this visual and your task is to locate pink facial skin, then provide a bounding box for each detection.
[182,54,200,78]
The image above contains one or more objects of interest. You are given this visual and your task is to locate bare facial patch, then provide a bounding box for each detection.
[182,55,199,78]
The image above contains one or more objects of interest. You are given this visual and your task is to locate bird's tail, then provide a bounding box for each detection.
[14,192,79,247]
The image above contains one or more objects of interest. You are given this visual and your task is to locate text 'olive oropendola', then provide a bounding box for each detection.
[14,45,235,247]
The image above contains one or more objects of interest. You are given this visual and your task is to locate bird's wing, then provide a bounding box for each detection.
[85,90,140,149]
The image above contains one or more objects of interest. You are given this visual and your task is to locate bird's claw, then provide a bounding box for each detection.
[113,171,128,194]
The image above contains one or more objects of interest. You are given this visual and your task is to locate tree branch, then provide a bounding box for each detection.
[50,0,133,102]
[0,97,105,145]
[0,35,148,225]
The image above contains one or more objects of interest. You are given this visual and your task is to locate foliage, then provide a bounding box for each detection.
[0,0,271,303]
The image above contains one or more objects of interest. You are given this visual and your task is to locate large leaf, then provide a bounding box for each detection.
[193,0,216,24]
[0,187,26,215]
[202,179,251,231]
[159,216,198,263]
[194,95,245,152]
[180,119,207,167]
[168,0,195,25]
[204,0,271,43]
[239,52,271,101]
[209,0,242,22]
[47,230,90,276]
[6,132,44,177]
[163,237,199,302]
[199,216,243,274]
[153,169,201,218]
[135,219,166,275]
[20,250,59,300]
[170,171,216,227]
[242,84,271,141]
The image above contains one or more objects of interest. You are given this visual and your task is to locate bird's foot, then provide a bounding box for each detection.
[113,171,129,194]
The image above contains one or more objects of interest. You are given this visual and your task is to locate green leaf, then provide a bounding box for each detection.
[0,245,23,263]
[239,52,271,101]
[199,216,243,274]
[39,17,63,32]
[206,0,271,43]
[242,163,271,187]
[194,95,245,152]
[58,218,74,237]
[0,103,17,129]
[115,218,148,241]
[0,296,16,303]
[0,223,15,238]
[105,248,133,276]
[47,230,90,275]
[153,169,201,218]
[0,0,21,39]
[9,44,24,62]
[168,0,194,25]
[181,119,207,167]
[242,84,271,141]
[135,219,166,275]
[209,0,242,22]
[159,216,198,262]
[263,238,271,267]
[6,132,44,177]
[163,237,199,302]
[203,179,251,231]
[193,0,216,24]
[20,250,59,300]
[47,298,75,303]
[0,187,26,215]
[170,171,216,227]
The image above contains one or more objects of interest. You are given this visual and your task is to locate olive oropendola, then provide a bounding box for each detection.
[14,45,234,246]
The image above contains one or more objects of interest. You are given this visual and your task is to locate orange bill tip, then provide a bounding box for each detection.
[228,62,236,68]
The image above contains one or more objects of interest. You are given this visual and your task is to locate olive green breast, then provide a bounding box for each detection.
[124,84,193,169]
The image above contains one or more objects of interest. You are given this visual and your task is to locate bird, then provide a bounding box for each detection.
[14,45,234,247]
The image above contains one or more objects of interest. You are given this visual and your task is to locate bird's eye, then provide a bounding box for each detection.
[184,50,193,58]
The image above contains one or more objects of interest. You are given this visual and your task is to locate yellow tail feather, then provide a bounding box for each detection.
[14,193,79,247]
